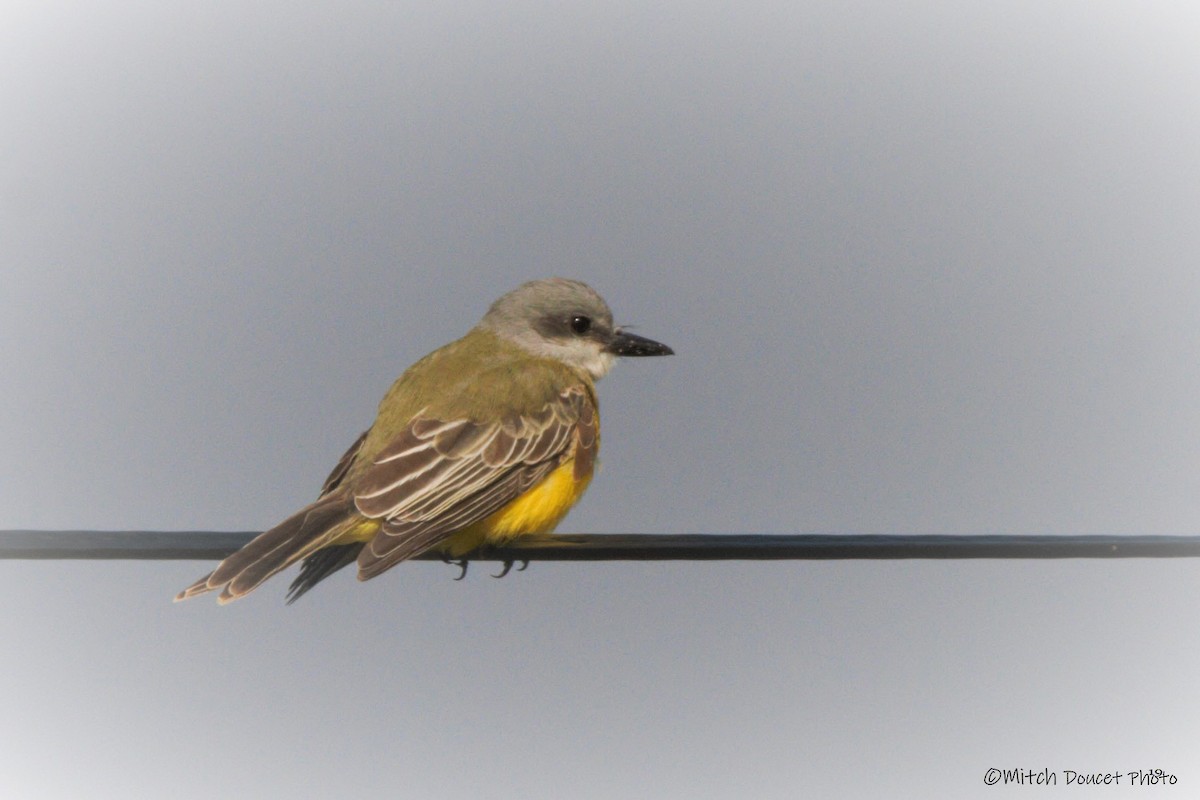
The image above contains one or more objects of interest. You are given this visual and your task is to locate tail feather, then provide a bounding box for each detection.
[174,494,353,604]
[285,542,365,604]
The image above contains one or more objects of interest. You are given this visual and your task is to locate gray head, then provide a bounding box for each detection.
[478,277,673,379]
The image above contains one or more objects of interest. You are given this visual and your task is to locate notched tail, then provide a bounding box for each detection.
[174,494,353,605]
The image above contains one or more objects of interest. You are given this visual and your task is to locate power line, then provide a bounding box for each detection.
[2,530,1199,561]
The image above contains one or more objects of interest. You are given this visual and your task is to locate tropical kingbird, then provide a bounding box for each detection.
[176,277,672,604]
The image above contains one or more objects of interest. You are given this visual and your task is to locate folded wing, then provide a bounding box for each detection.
[353,384,596,579]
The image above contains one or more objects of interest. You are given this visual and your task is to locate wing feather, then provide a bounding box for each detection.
[357,460,560,578]
[352,385,595,579]
[319,430,367,496]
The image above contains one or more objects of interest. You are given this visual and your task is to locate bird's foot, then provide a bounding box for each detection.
[491,559,530,579]
[441,555,470,581]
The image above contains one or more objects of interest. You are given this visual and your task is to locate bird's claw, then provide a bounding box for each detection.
[492,559,530,579]
[441,555,470,581]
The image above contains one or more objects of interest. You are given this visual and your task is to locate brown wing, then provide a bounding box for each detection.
[352,385,596,579]
[320,430,368,496]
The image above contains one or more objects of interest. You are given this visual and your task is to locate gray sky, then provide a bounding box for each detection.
[3,2,1198,797]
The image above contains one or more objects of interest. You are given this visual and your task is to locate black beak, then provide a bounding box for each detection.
[605,329,674,357]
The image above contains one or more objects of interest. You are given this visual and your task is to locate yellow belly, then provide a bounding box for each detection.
[442,458,592,556]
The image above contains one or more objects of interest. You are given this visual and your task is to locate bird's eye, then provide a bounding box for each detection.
[570,316,592,335]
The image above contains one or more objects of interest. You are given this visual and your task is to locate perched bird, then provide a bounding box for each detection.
[176,278,672,604]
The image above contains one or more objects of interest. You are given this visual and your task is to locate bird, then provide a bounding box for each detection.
[175,277,673,604]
